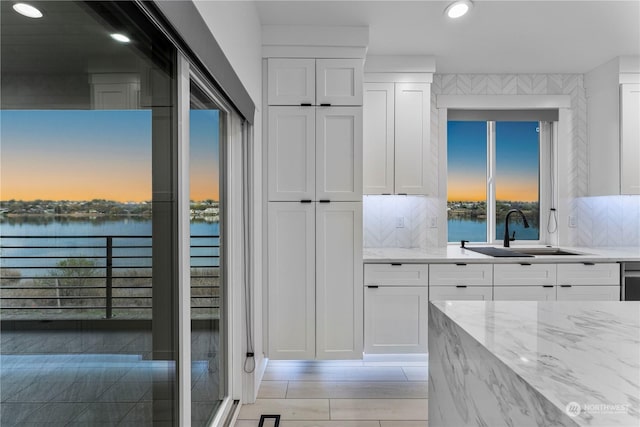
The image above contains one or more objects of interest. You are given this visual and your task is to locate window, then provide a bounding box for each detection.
[448,120,542,244]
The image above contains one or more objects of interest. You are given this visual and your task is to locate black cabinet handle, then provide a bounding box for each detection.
[397,193,408,196]
[319,199,330,203]
[543,285,554,288]
[455,263,467,266]
[391,263,402,266]
[583,262,595,266]
[367,285,379,289]
[455,285,467,288]
[300,199,312,203]
[320,103,331,106]
[520,263,532,266]
[560,285,572,288]
[300,103,312,106]
[382,193,391,195]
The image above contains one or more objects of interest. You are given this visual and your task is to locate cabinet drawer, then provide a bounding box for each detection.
[364,263,428,287]
[429,286,493,301]
[494,263,556,286]
[557,263,620,286]
[429,264,493,286]
[494,285,556,301]
[556,285,620,301]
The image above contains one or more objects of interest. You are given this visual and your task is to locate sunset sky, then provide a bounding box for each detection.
[0,109,219,202]
[448,121,539,202]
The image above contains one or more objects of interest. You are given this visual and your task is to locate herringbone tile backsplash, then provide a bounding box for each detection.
[576,196,640,247]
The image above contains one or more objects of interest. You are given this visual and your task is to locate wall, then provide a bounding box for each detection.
[193,0,265,404]
[363,73,588,248]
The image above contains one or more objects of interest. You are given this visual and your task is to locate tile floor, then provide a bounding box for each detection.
[234,356,429,427]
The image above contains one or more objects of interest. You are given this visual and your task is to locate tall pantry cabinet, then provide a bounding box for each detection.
[266,58,364,360]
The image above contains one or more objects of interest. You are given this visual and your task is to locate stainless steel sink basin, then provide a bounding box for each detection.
[506,247,583,256]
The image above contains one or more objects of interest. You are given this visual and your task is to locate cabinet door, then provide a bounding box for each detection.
[316,107,363,201]
[268,58,316,106]
[268,107,315,201]
[556,285,620,301]
[394,83,430,195]
[620,83,640,194]
[429,286,493,301]
[365,286,428,354]
[316,202,363,359]
[268,203,316,359]
[494,286,556,301]
[363,83,395,195]
[316,59,363,106]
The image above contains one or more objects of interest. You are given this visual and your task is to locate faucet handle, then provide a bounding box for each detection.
[510,231,516,241]
[460,240,470,248]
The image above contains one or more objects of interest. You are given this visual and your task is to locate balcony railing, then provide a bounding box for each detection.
[0,235,220,320]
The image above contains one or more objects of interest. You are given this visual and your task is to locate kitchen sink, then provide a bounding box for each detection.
[506,247,583,256]
[464,246,585,257]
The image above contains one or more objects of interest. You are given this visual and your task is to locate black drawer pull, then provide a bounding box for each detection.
[320,103,331,106]
[319,199,330,203]
[520,263,532,266]
[583,262,595,266]
[397,193,408,196]
[300,199,312,203]
[542,285,554,288]
[300,103,312,106]
[382,193,391,195]
[560,285,572,288]
[455,285,467,288]
[367,285,379,289]
[455,263,467,266]
[391,263,402,266]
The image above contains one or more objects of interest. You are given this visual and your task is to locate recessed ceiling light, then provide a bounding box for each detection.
[13,3,43,18]
[445,0,473,19]
[110,33,131,43]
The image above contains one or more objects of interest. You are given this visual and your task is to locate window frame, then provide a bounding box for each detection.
[437,94,569,247]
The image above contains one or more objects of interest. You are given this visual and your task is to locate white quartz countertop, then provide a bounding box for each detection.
[430,300,640,427]
[363,245,640,263]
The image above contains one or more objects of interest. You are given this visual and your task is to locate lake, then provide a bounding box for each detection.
[448,218,539,243]
[0,218,220,275]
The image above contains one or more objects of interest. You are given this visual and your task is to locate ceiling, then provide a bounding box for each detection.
[254,0,640,74]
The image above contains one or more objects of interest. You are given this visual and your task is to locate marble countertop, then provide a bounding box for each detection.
[430,300,640,427]
[363,245,640,263]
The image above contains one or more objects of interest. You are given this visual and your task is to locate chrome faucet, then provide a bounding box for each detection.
[503,209,530,247]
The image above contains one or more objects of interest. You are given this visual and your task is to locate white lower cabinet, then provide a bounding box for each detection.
[494,286,556,301]
[429,286,493,301]
[269,202,362,360]
[556,285,620,301]
[364,286,428,354]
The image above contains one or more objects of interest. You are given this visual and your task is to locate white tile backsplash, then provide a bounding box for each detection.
[576,195,640,247]
[363,195,439,249]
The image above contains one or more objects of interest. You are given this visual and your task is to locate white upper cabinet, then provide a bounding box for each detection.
[316,107,363,201]
[316,59,363,106]
[395,83,431,195]
[363,80,431,195]
[363,83,395,194]
[268,58,363,106]
[268,58,316,106]
[268,107,315,201]
[586,56,640,195]
[621,83,640,194]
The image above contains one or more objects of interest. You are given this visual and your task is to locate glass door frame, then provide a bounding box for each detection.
[177,54,245,426]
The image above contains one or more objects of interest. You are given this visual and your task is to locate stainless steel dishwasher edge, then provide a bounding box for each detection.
[622,262,640,301]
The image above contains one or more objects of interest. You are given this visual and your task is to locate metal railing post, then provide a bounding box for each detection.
[105,236,113,319]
